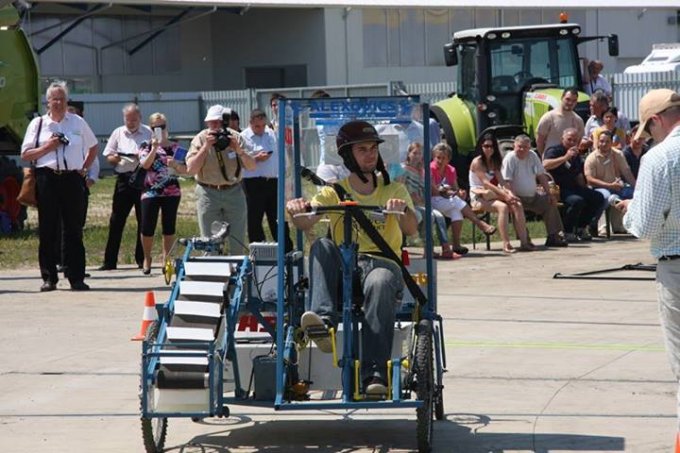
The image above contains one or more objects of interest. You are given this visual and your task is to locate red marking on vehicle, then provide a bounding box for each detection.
[237,314,276,332]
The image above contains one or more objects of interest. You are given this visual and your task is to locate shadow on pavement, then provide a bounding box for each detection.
[162,413,624,452]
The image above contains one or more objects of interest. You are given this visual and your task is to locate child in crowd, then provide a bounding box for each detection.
[430,142,496,255]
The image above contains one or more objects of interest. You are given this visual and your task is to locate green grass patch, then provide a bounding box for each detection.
[0,176,549,270]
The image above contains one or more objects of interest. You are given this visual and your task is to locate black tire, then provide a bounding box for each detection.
[415,319,434,453]
[140,321,168,453]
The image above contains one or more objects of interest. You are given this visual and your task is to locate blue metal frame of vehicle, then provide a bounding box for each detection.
[140,96,441,419]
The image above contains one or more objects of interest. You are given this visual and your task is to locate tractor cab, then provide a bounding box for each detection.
[449,24,586,131]
[432,22,618,186]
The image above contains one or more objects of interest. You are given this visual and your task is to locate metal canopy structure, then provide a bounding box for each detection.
[16,0,680,9]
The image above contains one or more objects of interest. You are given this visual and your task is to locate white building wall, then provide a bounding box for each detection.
[98,17,215,92]
[26,6,678,93]
[327,7,679,86]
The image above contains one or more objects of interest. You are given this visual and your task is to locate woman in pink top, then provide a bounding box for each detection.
[430,142,496,255]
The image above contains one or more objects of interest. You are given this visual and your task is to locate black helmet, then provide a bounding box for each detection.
[336,121,384,156]
[335,120,389,187]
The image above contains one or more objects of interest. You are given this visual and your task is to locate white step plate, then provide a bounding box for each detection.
[174,300,221,318]
[166,326,215,342]
[184,261,231,278]
[158,349,209,366]
[179,281,224,298]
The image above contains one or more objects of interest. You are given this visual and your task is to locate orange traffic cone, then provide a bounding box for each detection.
[675,432,680,453]
[131,291,157,341]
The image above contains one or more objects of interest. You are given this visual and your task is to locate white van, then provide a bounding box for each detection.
[624,43,680,74]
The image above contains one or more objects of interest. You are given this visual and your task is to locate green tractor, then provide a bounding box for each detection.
[430,22,618,187]
[0,4,40,231]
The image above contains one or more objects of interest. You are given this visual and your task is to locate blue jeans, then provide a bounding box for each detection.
[308,238,403,382]
[416,206,449,245]
[560,187,604,233]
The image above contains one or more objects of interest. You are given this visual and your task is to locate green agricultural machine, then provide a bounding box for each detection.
[0,4,40,231]
[430,22,618,186]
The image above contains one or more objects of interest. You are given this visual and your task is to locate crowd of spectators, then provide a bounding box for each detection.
[21,83,658,290]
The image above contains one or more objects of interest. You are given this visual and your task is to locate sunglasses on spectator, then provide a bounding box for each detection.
[152,124,167,130]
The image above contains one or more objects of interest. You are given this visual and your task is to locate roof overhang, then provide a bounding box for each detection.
[9,0,680,8]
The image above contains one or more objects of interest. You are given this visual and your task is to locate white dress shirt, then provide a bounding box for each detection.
[21,112,98,171]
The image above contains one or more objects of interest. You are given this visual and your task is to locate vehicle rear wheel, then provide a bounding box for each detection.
[140,321,168,453]
[415,319,434,452]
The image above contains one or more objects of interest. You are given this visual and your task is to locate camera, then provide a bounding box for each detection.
[209,112,232,151]
[52,132,70,146]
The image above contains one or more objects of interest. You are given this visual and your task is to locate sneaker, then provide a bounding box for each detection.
[301,311,333,353]
[577,228,592,241]
[588,224,599,238]
[608,194,622,206]
[565,233,580,243]
[364,377,388,399]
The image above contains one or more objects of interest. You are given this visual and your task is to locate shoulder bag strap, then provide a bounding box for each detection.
[31,117,44,169]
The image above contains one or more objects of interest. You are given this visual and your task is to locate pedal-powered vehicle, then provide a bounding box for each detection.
[140,96,446,452]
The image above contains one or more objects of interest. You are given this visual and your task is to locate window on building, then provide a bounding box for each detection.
[362,8,480,68]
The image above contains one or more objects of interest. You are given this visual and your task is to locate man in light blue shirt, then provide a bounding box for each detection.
[241,109,292,250]
[620,89,680,444]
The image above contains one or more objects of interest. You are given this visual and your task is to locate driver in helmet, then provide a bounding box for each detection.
[286,120,418,398]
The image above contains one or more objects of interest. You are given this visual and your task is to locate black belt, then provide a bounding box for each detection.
[198,181,239,191]
[116,171,134,177]
[659,255,680,261]
[36,167,80,175]
[245,176,277,181]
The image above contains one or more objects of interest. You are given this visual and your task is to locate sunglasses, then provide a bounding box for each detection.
[643,119,654,135]
[152,124,167,130]
[481,144,494,148]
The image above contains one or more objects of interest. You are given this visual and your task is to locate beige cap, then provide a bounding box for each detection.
[634,89,680,140]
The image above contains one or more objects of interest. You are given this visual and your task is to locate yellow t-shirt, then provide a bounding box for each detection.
[312,178,414,256]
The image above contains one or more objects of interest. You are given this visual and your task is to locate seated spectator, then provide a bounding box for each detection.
[585,91,631,142]
[469,134,533,253]
[584,130,636,234]
[501,135,568,248]
[398,142,458,259]
[592,107,626,150]
[430,142,496,256]
[543,128,605,242]
[622,125,649,179]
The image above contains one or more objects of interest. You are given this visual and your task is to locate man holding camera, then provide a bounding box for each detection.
[21,81,98,291]
[186,105,256,254]
[99,103,150,270]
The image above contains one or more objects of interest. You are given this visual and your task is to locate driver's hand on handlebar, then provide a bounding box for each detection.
[385,198,407,213]
[286,198,310,216]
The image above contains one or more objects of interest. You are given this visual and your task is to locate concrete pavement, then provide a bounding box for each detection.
[0,236,674,452]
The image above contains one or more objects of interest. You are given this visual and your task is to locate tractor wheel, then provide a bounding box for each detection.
[140,321,168,453]
[414,319,434,453]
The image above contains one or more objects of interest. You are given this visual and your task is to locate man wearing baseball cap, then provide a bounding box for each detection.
[186,104,256,254]
[618,89,680,446]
